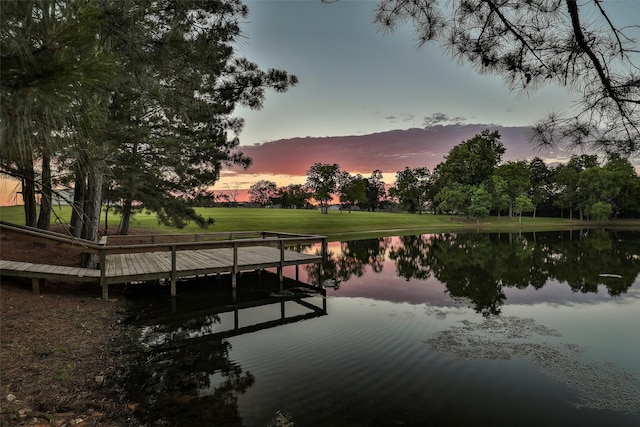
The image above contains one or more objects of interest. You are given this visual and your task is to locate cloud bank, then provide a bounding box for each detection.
[232,124,561,178]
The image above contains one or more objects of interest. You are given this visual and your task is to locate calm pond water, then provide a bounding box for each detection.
[123,229,640,427]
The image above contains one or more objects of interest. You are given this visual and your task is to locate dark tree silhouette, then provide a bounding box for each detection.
[372,0,639,156]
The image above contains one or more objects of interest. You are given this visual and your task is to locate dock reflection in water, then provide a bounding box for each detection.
[123,272,326,427]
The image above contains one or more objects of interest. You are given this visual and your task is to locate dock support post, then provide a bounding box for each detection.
[277,240,286,293]
[278,240,285,285]
[171,245,177,297]
[31,278,42,295]
[232,243,238,288]
[100,248,108,300]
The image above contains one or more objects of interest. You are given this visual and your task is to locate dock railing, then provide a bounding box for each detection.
[0,221,328,299]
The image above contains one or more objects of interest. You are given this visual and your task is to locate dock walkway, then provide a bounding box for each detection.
[0,222,326,299]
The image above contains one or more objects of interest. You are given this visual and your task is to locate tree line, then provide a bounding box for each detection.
[245,166,386,214]
[391,130,640,221]
[245,130,640,221]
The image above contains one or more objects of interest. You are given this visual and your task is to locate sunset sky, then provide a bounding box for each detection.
[234,0,575,144]
[234,0,640,144]
[218,0,640,191]
[1,1,638,206]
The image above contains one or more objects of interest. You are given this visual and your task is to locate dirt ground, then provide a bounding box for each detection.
[0,230,141,426]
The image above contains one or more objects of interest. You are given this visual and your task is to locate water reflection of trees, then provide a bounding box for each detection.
[388,235,432,281]
[393,230,640,315]
[546,229,640,295]
[312,230,640,316]
[306,237,390,288]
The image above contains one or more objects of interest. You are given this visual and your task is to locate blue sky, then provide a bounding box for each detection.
[233,0,596,146]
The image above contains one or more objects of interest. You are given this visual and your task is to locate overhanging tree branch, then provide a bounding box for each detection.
[372,0,640,156]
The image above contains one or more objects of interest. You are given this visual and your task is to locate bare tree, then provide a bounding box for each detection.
[216,183,241,206]
[372,0,639,156]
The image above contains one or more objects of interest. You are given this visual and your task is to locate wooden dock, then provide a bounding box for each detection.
[0,222,327,299]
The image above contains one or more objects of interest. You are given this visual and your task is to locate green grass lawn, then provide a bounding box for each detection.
[3,205,637,240]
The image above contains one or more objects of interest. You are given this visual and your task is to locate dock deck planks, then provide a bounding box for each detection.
[0,260,101,282]
[1,222,326,298]
[2,246,321,283]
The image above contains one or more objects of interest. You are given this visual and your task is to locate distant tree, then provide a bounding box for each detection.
[573,158,640,220]
[601,155,640,218]
[389,166,432,214]
[374,0,640,156]
[427,166,444,213]
[567,154,599,171]
[277,184,312,209]
[216,183,241,206]
[488,175,509,217]
[552,163,579,220]
[514,194,534,223]
[364,169,387,211]
[306,163,342,214]
[249,180,277,206]
[552,154,599,220]
[528,157,552,217]
[493,161,530,218]
[436,130,505,188]
[468,185,492,224]
[589,202,613,222]
[436,183,470,215]
[576,166,617,220]
[339,173,367,213]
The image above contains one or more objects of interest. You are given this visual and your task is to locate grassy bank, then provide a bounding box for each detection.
[3,205,638,240]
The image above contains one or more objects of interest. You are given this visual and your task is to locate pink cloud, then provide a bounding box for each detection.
[233,124,554,177]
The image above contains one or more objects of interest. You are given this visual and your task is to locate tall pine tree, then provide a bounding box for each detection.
[99,0,298,233]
